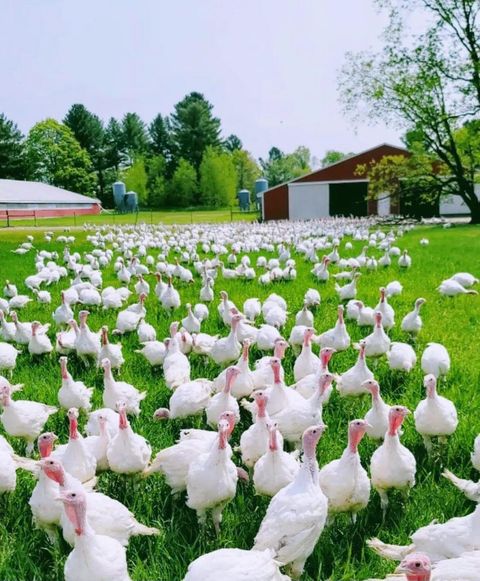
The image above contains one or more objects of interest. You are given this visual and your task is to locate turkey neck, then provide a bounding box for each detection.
[388,415,404,437]
[256,398,267,420]
[269,428,279,452]
[119,408,129,431]
[348,429,363,454]
[103,365,114,382]
[298,436,320,487]
[101,329,109,346]
[69,417,79,440]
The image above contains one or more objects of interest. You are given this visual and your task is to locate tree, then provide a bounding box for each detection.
[149,114,172,161]
[169,92,221,171]
[64,104,104,156]
[355,151,451,215]
[121,113,150,162]
[199,147,237,208]
[321,150,354,167]
[121,157,148,205]
[104,117,124,172]
[259,146,312,187]
[231,149,260,192]
[64,104,111,201]
[224,134,243,152]
[168,158,198,207]
[339,0,480,222]
[0,113,25,179]
[145,155,168,207]
[25,119,96,196]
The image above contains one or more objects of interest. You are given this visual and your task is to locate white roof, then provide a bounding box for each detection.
[0,179,100,204]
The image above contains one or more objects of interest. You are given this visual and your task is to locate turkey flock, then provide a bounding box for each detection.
[0,217,479,581]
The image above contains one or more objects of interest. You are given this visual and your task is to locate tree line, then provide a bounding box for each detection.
[0,92,342,210]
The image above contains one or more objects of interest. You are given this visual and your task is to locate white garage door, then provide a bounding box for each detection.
[288,183,329,220]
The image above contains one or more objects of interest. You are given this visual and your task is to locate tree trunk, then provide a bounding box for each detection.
[462,184,480,224]
[470,200,480,224]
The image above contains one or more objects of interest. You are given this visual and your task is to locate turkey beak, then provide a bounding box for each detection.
[394,562,409,574]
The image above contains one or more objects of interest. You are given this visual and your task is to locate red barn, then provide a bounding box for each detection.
[0,179,101,220]
[262,144,409,221]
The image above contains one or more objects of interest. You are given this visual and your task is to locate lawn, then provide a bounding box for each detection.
[0,222,479,581]
[0,208,259,229]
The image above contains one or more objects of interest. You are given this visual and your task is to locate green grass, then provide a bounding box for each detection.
[0,208,259,229]
[0,223,479,581]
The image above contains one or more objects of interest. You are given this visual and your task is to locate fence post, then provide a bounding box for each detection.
[73,212,77,227]
[6,211,10,228]
[34,211,37,227]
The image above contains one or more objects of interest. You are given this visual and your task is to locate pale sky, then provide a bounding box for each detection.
[1,0,403,160]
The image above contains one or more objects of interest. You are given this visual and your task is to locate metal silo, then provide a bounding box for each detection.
[255,178,268,211]
[238,189,250,211]
[112,181,126,212]
[125,191,138,213]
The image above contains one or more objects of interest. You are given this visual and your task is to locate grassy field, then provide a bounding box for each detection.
[0,208,259,229]
[0,223,479,581]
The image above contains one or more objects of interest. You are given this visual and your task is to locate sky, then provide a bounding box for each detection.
[1,0,403,160]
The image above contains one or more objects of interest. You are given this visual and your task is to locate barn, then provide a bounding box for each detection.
[262,144,408,221]
[0,179,101,220]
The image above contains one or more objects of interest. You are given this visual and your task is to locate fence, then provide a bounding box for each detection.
[0,207,260,228]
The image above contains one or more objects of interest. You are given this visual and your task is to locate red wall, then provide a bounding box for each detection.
[0,205,101,220]
[263,184,289,221]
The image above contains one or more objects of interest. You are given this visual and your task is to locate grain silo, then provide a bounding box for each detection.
[238,189,250,211]
[255,178,269,216]
[124,191,138,213]
[112,181,127,212]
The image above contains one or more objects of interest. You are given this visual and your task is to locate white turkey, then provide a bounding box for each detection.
[401,298,426,335]
[253,421,299,497]
[209,314,242,365]
[0,383,57,455]
[363,312,391,357]
[239,391,282,468]
[368,503,480,563]
[101,358,145,415]
[451,272,478,288]
[370,406,416,515]
[253,424,328,578]
[183,548,290,581]
[374,287,395,330]
[414,374,458,453]
[337,341,374,396]
[387,342,417,373]
[206,366,241,427]
[153,378,212,420]
[59,488,133,581]
[316,305,350,351]
[186,418,241,532]
[318,419,371,522]
[438,278,478,296]
[58,357,93,411]
[421,343,450,378]
[107,401,151,473]
[363,379,391,440]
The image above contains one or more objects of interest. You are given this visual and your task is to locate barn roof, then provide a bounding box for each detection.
[263,143,409,194]
[0,179,100,204]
